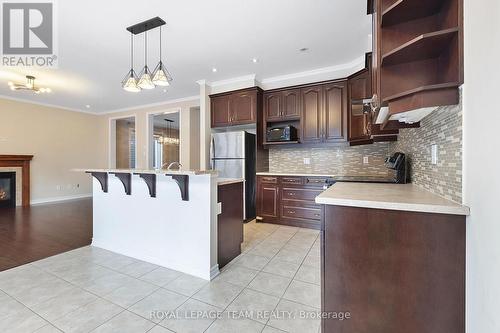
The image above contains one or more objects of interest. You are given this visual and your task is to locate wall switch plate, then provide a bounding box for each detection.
[303,158,311,165]
[431,144,438,165]
[363,156,369,164]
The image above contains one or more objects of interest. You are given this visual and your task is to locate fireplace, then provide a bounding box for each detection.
[0,172,16,208]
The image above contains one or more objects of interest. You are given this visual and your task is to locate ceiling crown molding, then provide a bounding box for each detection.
[0,94,97,115]
[258,56,366,90]
[100,95,200,115]
[205,75,257,94]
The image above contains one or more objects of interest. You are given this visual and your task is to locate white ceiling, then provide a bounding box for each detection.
[0,0,372,113]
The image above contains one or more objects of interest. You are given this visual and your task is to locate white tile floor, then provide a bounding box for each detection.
[0,221,321,333]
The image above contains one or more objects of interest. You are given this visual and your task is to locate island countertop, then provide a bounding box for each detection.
[82,168,217,176]
[217,178,244,186]
[316,182,470,216]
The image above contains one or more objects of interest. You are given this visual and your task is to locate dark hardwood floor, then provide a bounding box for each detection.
[0,198,92,271]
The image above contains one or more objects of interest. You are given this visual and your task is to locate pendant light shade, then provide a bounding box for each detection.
[138,65,155,89]
[122,33,141,92]
[123,69,141,92]
[152,27,173,86]
[138,32,155,90]
[152,61,172,86]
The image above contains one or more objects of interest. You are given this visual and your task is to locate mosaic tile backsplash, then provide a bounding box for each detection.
[269,143,392,177]
[390,102,463,203]
[269,102,463,203]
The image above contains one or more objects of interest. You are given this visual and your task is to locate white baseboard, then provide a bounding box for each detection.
[30,193,92,205]
[210,264,220,280]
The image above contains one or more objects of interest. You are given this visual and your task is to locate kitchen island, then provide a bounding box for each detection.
[316,183,469,333]
[86,169,219,280]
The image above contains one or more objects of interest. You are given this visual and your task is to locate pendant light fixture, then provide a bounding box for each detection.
[152,26,173,86]
[122,33,141,92]
[123,17,171,93]
[137,31,155,89]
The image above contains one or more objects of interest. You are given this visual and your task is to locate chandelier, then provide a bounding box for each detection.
[158,118,179,145]
[122,17,173,93]
[8,76,51,94]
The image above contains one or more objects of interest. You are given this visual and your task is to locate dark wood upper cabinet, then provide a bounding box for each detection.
[231,90,256,125]
[301,86,323,144]
[264,91,282,122]
[211,95,231,128]
[300,82,348,144]
[210,87,261,128]
[264,89,301,123]
[324,82,348,143]
[282,89,301,119]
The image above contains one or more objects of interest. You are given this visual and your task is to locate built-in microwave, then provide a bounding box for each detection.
[266,125,298,142]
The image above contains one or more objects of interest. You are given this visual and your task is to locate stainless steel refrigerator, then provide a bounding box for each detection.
[210,131,256,221]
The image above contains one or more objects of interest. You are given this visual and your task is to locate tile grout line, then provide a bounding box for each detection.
[1,223,319,333]
[264,230,319,332]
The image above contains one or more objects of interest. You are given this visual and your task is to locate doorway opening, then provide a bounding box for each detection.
[148,110,180,169]
[109,116,137,168]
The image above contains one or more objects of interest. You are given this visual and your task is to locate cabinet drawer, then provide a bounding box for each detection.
[259,176,278,184]
[281,188,322,201]
[280,177,303,185]
[304,177,329,187]
[282,206,322,221]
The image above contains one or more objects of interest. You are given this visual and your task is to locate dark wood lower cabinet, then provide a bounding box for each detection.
[256,175,325,229]
[321,205,465,333]
[217,182,244,269]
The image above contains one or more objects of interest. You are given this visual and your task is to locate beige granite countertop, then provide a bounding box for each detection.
[81,168,217,176]
[256,172,337,177]
[217,178,245,186]
[315,182,470,216]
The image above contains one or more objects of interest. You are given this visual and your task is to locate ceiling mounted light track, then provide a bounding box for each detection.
[122,17,172,93]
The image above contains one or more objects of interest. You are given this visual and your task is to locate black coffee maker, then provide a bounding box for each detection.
[385,152,409,184]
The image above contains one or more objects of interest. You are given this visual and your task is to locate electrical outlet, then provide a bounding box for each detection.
[303,158,311,165]
[363,156,369,164]
[217,202,222,215]
[431,144,438,165]
[56,185,61,191]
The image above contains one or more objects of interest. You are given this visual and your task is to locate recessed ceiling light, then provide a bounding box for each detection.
[85,105,91,109]
[252,58,259,63]
[299,47,309,52]
[212,67,217,73]
[163,89,167,93]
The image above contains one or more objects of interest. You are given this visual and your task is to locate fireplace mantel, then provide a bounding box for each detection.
[0,155,33,206]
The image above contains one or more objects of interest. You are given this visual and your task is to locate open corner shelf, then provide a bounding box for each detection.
[381,0,446,27]
[383,82,460,103]
[381,28,459,67]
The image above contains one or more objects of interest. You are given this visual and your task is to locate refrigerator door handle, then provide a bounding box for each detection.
[210,136,215,169]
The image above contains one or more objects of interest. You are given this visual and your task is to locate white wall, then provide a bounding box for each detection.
[100,98,199,170]
[463,0,500,332]
[0,98,106,204]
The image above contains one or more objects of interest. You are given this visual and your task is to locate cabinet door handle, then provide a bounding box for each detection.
[314,213,320,217]
[287,192,296,196]
[288,210,296,214]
